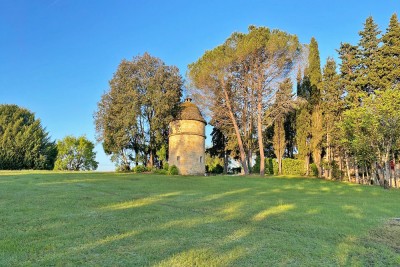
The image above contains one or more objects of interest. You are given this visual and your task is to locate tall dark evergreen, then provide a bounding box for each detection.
[270,78,295,174]
[357,16,381,93]
[338,43,361,108]
[0,105,57,170]
[296,68,312,175]
[379,13,400,90]
[284,111,296,158]
[306,38,323,177]
[206,127,229,174]
[321,58,342,179]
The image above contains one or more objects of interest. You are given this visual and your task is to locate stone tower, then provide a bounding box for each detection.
[168,97,206,175]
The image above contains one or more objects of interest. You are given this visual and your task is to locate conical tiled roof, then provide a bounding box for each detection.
[176,98,206,124]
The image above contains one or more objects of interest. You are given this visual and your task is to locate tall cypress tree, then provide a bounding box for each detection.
[271,78,294,174]
[321,58,342,179]
[357,16,381,93]
[284,111,296,158]
[379,13,400,90]
[308,38,323,177]
[296,68,312,175]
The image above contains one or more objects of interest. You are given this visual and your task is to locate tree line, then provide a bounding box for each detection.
[93,13,399,188]
[0,105,98,171]
[200,14,400,188]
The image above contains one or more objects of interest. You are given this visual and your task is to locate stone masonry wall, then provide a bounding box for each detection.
[169,120,205,175]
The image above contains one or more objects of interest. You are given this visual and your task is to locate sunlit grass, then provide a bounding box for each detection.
[0,171,399,266]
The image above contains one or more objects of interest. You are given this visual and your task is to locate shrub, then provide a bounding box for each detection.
[310,163,318,177]
[168,165,179,175]
[116,165,131,172]
[153,168,168,175]
[163,162,169,171]
[211,164,224,174]
[281,158,305,176]
[134,165,147,173]
[253,156,305,175]
[330,160,343,180]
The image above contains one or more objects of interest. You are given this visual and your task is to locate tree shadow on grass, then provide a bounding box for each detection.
[2,173,400,266]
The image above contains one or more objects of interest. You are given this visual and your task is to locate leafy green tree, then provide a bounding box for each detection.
[54,135,98,171]
[339,89,400,187]
[95,53,183,170]
[0,105,57,170]
[236,26,300,176]
[188,33,251,174]
[189,26,299,176]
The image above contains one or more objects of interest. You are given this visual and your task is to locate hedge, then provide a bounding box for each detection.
[253,157,307,176]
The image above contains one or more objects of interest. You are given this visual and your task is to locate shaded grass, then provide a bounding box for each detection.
[0,171,399,266]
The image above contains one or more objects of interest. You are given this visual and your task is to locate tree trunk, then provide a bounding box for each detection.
[257,99,265,176]
[148,150,154,168]
[339,153,343,181]
[325,131,331,179]
[223,150,228,174]
[354,160,359,184]
[222,84,249,175]
[395,155,399,188]
[361,165,365,184]
[384,144,391,188]
[313,149,322,177]
[305,154,310,176]
[247,149,252,174]
[345,151,351,182]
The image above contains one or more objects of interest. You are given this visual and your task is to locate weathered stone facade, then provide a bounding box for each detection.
[168,98,206,175]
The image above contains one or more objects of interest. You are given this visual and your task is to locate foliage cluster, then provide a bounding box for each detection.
[333,14,400,187]
[188,26,300,176]
[205,154,224,174]
[94,53,183,171]
[54,135,98,171]
[0,105,57,170]
[127,164,179,175]
[203,14,400,188]
[167,165,179,175]
[253,157,306,176]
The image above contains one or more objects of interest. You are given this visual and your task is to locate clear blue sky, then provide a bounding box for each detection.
[1,0,398,171]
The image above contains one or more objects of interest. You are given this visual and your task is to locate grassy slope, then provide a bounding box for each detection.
[0,172,399,266]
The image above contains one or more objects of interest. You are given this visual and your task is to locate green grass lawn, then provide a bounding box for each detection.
[0,172,399,266]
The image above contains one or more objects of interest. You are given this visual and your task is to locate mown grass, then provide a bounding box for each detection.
[0,171,399,266]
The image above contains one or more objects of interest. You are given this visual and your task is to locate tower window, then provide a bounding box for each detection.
[200,156,203,163]
[177,156,180,161]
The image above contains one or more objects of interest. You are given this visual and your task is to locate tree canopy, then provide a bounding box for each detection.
[188,26,300,175]
[54,135,98,171]
[94,53,183,170]
[0,105,57,170]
